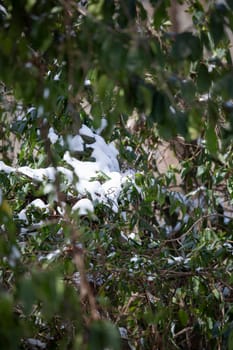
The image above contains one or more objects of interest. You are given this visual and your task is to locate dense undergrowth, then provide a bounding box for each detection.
[1,1,233,349]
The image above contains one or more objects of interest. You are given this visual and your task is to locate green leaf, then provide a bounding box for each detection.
[197,64,212,93]
[181,80,196,102]
[208,100,219,125]
[153,1,170,29]
[227,0,233,11]
[178,309,188,326]
[19,277,36,316]
[0,293,20,349]
[172,32,202,61]
[209,6,225,45]
[197,164,206,177]
[206,125,218,154]
[102,0,115,24]
[188,107,202,139]
[228,329,233,350]
[213,73,233,100]
[89,320,121,350]
[150,90,170,124]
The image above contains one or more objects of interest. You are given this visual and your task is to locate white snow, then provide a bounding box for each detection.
[18,208,28,223]
[167,256,190,265]
[37,106,44,118]
[57,167,74,183]
[224,100,233,109]
[128,233,136,240]
[76,179,103,201]
[48,127,59,144]
[29,199,49,210]
[169,105,176,114]
[8,245,21,267]
[0,5,8,16]
[64,151,100,180]
[0,125,131,217]
[39,249,61,262]
[43,88,50,99]
[43,183,55,195]
[26,339,46,349]
[67,135,84,152]
[96,118,107,134]
[16,113,26,121]
[28,107,36,115]
[0,161,14,174]
[199,93,209,102]
[84,79,91,86]
[121,211,127,221]
[126,146,133,152]
[79,124,95,138]
[63,146,128,212]
[54,71,61,81]
[147,275,156,282]
[88,134,119,172]
[130,255,140,263]
[119,327,128,339]
[17,166,56,182]
[59,136,64,147]
[72,198,94,215]
[223,287,231,297]
[101,172,122,212]
[18,199,49,225]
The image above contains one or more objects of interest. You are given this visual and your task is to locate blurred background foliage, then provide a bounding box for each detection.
[1,0,233,349]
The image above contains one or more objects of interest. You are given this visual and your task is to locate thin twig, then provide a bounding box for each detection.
[174,327,193,339]
[166,213,232,243]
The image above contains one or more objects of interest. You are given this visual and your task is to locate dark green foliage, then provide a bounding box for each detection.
[1,1,233,349]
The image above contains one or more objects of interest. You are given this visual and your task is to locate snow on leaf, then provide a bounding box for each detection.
[0,126,135,217]
[72,198,94,215]
[79,124,95,139]
[29,199,49,210]
[38,249,61,262]
[0,161,15,174]
[88,134,119,172]
[96,118,107,134]
[67,135,84,152]
[48,127,59,144]
[26,339,46,349]
[18,166,56,182]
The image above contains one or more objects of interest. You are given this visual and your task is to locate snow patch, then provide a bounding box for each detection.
[67,135,84,152]
[79,124,95,139]
[96,118,107,134]
[72,198,94,215]
[29,199,49,210]
[88,134,119,172]
[18,166,56,182]
[26,339,46,349]
[48,127,59,144]
[0,161,14,174]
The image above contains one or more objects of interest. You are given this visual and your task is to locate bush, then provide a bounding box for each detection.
[1,1,233,349]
